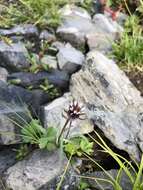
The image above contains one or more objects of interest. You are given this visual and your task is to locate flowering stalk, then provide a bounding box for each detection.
[57,100,85,146]
[57,117,71,145]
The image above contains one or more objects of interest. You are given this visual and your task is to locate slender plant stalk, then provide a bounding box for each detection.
[56,154,72,190]
[90,131,134,183]
[133,155,143,190]
[57,118,71,146]
[83,152,123,190]
[123,0,132,16]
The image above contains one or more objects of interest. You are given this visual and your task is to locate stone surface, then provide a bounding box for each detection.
[41,93,93,138]
[0,81,50,113]
[0,81,53,145]
[8,70,69,90]
[0,42,30,71]
[0,147,17,174]
[0,24,39,38]
[0,147,17,190]
[86,32,114,52]
[57,5,123,51]
[86,14,123,52]
[57,5,94,49]
[86,169,132,190]
[92,14,123,34]
[41,55,57,69]
[0,101,30,145]
[70,50,143,161]
[0,67,8,82]
[57,43,84,74]
[4,149,77,190]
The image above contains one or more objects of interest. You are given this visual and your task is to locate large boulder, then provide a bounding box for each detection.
[70,50,143,161]
[0,42,30,71]
[57,43,84,74]
[4,149,77,190]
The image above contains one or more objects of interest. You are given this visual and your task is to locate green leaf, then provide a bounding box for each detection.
[46,142,57,151]
[39,137,48,149]
[45,127,57,141]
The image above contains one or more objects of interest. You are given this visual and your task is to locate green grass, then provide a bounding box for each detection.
[112,15,143,72]
[0,0,68,28]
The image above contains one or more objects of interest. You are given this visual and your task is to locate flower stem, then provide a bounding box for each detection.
[57,118,71,146]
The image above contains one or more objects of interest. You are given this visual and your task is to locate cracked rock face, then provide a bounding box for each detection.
[4,150,77,190]
[70,50,143,161]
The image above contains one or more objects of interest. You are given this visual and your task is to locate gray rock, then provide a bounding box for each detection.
[86,14,123,52]
[41,93,93,138]
[57,5,123,52]
[0,101,30,145]
[8,70,69,90]
[0,83,51,145]
[4,149,77,190]
[92,14,123,34]
[0,147,17,190]
[0,67,8,82]
[57,5,94,50]
[0,42,30,71]
[0,24,39,38]
[0,81,50,113]
[86,169,133,190]
[0,147,17,175]
[70,50,143,161]
[39,30,56,42]
[41,55,57,69]
[57,43,84,74]
[86,32,114,52]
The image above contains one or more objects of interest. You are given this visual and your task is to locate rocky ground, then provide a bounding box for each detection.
[0,1,143,190]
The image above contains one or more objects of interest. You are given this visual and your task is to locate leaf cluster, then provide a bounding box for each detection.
[0,0,68,28]
[28,53,50,73]
[64,136,93,156]
[39,79,60,99]
[21,119,57,151]
[112,15,143,72]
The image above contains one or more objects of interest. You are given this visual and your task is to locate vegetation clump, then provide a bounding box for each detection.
[0,0,68,28]
[112,15,143,72]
